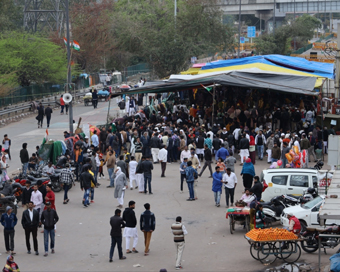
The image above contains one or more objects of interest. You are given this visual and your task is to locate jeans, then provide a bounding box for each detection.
[25,227,38,252]
[161,162,166,177]
[108,168,115,186]
[60,105,64,113]
[180,173,186,191]
[44,229,55,252]
[213,191,221,205]
[271,158,278,163]
[22,162,29,176]
[144,175,152,193]
[101,143,106,154]
[109,236,123,260]
[65,105,69,114]
[28,163,36,171]
[225,187,235,206]
[4,229,15,251]
[83,188,90,205]
[92,99,98,109]
[90,187,94,201]
[187,181,194,199]
[172,147,178,161]
[257,145,264,159]
[46,116,51,127]
[64,184,70,200]
[282,158,288,168]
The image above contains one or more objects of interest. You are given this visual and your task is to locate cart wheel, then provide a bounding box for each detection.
[281,242,301,263]
[257,243,277,265]
[250,243,261,260]
[271,242,284,259]
[245,215,250,232]
[229,215,234,234]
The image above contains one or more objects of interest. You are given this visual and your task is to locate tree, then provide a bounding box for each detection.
[0,0,23,31]
[112,0,235,77]
[0,32,69,95]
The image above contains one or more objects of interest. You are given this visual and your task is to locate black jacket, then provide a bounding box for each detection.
[110,215,125,237]
[140,210,156,232]
[80,171,94,189]
[44,107,53,117]
[239,138,249,149]
[22,187,33,205]
[204,148,212,161]
[20,148,29,164]
[38,185,47,204]
[150,136,161,148]
[212,138,221,150]
[123,207,137,228]
[250,181,263,199]
[22,209,40,229]
[41,209,59,230]
[141,160,153,176]
[196,136,205,148]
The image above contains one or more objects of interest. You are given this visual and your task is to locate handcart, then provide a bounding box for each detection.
[83,93,93,106]
[245,235,302,265]
[226,207,251,234]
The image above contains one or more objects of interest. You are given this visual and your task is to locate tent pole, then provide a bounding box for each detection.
[212,83,216,127]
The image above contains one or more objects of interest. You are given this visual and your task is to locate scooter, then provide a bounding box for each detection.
[262,195,290,222]
[283,187,318,205]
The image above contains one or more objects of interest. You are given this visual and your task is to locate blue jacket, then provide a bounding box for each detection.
[185,166,197,182]
[180,161,187,174]
[0,213,17,230]
[215,147,229,161]
[212,172,223,192]
[241,162,255,177]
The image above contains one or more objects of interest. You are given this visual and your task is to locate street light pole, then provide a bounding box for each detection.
[65,0,73,135]
[238,0,241,58]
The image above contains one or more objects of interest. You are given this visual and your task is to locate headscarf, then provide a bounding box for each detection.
[249,136,255,146]
[115,166,123,179]
[7,255,12,262]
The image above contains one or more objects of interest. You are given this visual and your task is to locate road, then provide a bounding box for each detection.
[0,100,333,271]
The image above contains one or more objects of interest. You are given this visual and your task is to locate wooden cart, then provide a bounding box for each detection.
[226,208,251,234]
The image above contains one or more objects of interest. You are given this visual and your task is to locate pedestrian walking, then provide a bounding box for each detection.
[198,144,213,177]
[123,201,138,254]
[109,209,126,262]
[255,130,266,160]
[158,145,168,177]
[19,143,29,176]
[106,150,116,188]
[141,156,153,194]
[36,102,44,128]
[129,156,138,190]
[113,167,128,208]
[2,255,20,272]
[2,135,11,160]
[171,216,187,270]
[80,166,95,208]
[92,89,98,109]
[184,161,197,201]
[30,185,43,215]
[150,133,161,163]
[136,157,145,193]
[179,158,188,193]
[222,168,238,207]
[41,202,59,256]
[21,201,39,255]
[44,184,55,210]
[60,164,74,204]
[60,95,65,114]
[212,166,223,207]
[224,151,236,172]
[140,203,155,256]
[241,158,255,190]
[44,104,53,128]
[0,206,17,255]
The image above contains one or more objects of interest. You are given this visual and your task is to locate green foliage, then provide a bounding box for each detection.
[112,0,235,77]
[0,32,68,92]
[0,0,23,31]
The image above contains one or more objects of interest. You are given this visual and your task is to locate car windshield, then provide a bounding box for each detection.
[301,196,323,209]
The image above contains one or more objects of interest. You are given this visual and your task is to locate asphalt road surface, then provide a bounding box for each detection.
[0,99,333,271]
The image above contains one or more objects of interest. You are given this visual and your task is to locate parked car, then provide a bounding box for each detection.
[280,196,340,230]
[260,169,318,202]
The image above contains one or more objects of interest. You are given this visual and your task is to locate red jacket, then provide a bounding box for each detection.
[289,216,301,233]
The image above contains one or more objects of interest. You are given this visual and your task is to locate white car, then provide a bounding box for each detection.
[280,196,340,229]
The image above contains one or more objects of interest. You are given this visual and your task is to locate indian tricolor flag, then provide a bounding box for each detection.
[42,129,49,145]
[73,40,80,51]
[63,37,71,46]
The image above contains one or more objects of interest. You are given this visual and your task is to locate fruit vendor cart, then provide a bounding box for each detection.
[245,228,302,265]
[226,207,251,234]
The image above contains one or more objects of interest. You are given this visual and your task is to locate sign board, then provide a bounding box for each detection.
[247,26,256,38]
[240,37,245,44]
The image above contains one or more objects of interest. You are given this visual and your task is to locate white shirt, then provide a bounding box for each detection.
[30,190,43,210]
[233,128,241,140]
[158,148,168,162]
[180,150,191,162]
[43,165,55,175]
[95,154,101,167]
[129,160,138,175]
[222,172,238,189]
[206,131,213,141]
[28,209,33,221]
[294,140,301,152]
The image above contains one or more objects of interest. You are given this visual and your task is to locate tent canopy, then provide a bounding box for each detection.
[119,71,317,96]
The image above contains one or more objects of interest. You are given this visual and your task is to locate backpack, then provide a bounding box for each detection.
[174,137,180,147]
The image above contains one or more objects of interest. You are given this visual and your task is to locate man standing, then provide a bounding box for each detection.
[199,144,213,178]
[308,132,317,162]
[129,156,138,190]
[271,142,281,163]
[22,181,33,210]
[255,130,266,160]
[239,134,249,165]
[222,168,237,207]
[140,203,156,256]
[106,150,116,188]
[250,176,263,201]
[118,99,125,117]
[100,128,108,154]
[44,104,53,128]
[30,185,43,215]
[158,145,168,178]
[41,202,59,256]
[0,206,17,255]
[123,201,138,254]
[300,133,311,167]
[180,146,191,163]
[109,209,126,262]
[44,184,56,210]
[266,133,275,164]
[142,157,153,194]
[136,157,145,193]
[3,135,11,160]
[60,95,65,114]
[91,131,99,149]
[179,158,188,193]
[20,143,29,175]
[21,201,39,255]
[171,216,188,270]
[184,161,197,201]
[150,133,161,163]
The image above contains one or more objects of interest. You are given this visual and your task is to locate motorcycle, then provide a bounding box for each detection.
[283,187,318,205]
[49,174,62,192]
[262,195,291,222]
[300,225,340,253]
[311,160,324,170]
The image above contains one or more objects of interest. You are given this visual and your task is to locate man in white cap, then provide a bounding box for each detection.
[266,133,275,164]
[286,213,301,234]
